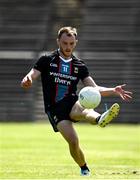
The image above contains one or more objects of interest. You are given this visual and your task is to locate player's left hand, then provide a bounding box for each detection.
[114,84,133,102]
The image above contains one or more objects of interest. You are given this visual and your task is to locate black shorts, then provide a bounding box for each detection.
[46,94,78,132]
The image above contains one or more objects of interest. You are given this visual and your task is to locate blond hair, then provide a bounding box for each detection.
[57,27,77,39]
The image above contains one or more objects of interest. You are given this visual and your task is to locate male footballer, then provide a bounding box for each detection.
[21,26,132,176]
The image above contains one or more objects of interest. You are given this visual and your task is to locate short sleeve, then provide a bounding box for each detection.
[80,64,89,80]
[33,55,48,72]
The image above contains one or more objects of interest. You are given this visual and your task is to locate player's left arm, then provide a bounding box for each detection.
[82,76,132,102]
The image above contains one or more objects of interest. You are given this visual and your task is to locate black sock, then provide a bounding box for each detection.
[96,115,101,123]
[80,163,89,171]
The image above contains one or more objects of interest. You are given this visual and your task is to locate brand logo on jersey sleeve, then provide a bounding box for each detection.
[74,67,78,73]
[50,63,58,67]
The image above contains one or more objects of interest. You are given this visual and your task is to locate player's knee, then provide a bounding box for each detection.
[69,109,78,120]
[70,101,85,121]
[70,112,80,121]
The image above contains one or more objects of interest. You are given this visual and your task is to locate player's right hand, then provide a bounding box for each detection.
[21,76,32,89]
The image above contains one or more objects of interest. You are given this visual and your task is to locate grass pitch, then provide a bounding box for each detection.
[0,122,140,179]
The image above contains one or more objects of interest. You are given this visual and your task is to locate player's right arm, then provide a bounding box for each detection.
[21,68,40,89]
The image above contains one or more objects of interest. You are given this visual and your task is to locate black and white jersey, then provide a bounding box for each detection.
[34,50,89,111]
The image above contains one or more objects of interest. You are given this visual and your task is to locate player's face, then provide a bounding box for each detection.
[57,33,77,59]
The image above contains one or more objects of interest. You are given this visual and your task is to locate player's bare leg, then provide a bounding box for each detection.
[57,120,90,176]
[70,100,120,127]
[70,100,100,124]
[57,120,86,166]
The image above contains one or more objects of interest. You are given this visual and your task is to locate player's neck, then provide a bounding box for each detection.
[59,55,72,63]
[58,49,72,60]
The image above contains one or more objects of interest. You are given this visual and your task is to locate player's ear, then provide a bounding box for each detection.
[56,38,60,46]
[74,39,78,47]
[75,39,78,46]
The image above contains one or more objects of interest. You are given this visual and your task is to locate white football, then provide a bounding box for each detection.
[78,86,101,109]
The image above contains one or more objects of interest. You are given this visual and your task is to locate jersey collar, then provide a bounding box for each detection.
[59,56,72,63]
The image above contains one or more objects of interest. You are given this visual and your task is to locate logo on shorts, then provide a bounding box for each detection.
[54,116,58,123]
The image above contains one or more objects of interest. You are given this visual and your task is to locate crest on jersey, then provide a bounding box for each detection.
[74,67,78,73]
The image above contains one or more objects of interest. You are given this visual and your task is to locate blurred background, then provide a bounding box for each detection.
[0,0,139,123]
